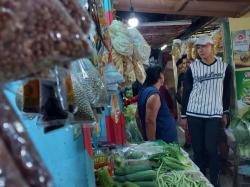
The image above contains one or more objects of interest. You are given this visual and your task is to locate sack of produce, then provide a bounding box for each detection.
[109,20,133,57]
[0,93,53,187]
[70,58,109,108]
[58,0,91,33]
[0,0,92,83]
[0,139,30,187]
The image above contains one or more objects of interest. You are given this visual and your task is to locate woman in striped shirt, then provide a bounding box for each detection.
[180,35,232,187]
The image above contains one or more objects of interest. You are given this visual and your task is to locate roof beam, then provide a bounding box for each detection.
[235,5,250,17]
[194,0,250,2]
[174,0,189,12]
[116,6,237,17]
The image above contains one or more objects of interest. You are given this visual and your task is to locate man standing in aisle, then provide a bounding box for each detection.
[176,54,191,150]
[135,66,177,143]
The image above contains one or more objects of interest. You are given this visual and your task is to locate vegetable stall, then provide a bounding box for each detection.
[96,141,213,187]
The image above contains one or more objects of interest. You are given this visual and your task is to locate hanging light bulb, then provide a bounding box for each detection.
[128,0,139,28]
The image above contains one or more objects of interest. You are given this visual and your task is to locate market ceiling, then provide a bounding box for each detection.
[114,0,250,48]
[114,0,250,18]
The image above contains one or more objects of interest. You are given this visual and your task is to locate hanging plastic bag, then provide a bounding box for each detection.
[70,72,96,122]
[70,58,109,108]
[58,0,91,33]
[39,80,68,132]
[104,64,125,85]
[108,20,133,57]
[128,28,151,63]
[0,0,92,83]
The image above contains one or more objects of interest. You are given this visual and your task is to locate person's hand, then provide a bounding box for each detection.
[222,114,228,128]
[180,118,188,130]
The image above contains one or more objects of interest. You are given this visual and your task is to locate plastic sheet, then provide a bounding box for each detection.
[0,92,53,187]
[0,0,92,83]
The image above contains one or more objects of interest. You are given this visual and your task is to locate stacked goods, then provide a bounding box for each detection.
[109,141,212,187]
[58,0,91,33]
[108,20,147,87]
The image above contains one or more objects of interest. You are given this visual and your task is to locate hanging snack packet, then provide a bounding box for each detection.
[0,0,92,83]
[70,74,96,122]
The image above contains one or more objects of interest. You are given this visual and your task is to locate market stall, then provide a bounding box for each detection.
[1,0,250,186]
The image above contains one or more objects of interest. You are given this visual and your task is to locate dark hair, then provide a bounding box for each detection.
[144,66,163,87]
[176,54,188,67]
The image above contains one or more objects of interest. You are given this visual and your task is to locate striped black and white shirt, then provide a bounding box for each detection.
[181,57,232,119]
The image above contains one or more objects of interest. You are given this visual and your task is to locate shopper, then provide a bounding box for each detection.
[135,66,177,143]
[176,54,191,150]
[180,35,232,187]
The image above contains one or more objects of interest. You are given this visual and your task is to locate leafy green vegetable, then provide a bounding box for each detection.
[96,166,114,187]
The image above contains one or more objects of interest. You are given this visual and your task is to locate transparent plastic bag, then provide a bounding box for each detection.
[0,0,92,83]
[108,20,133,57]
[70,58,109,108]
[0,92,53,187]
[58,0,91,33]
[39,79,68,132]
[128,28,151,62]
[104,64,125,85]
[70,73,96,122]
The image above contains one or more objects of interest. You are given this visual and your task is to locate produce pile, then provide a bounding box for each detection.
[231,109,250,158]
[96,141,212,187]
[124,104,143,143]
